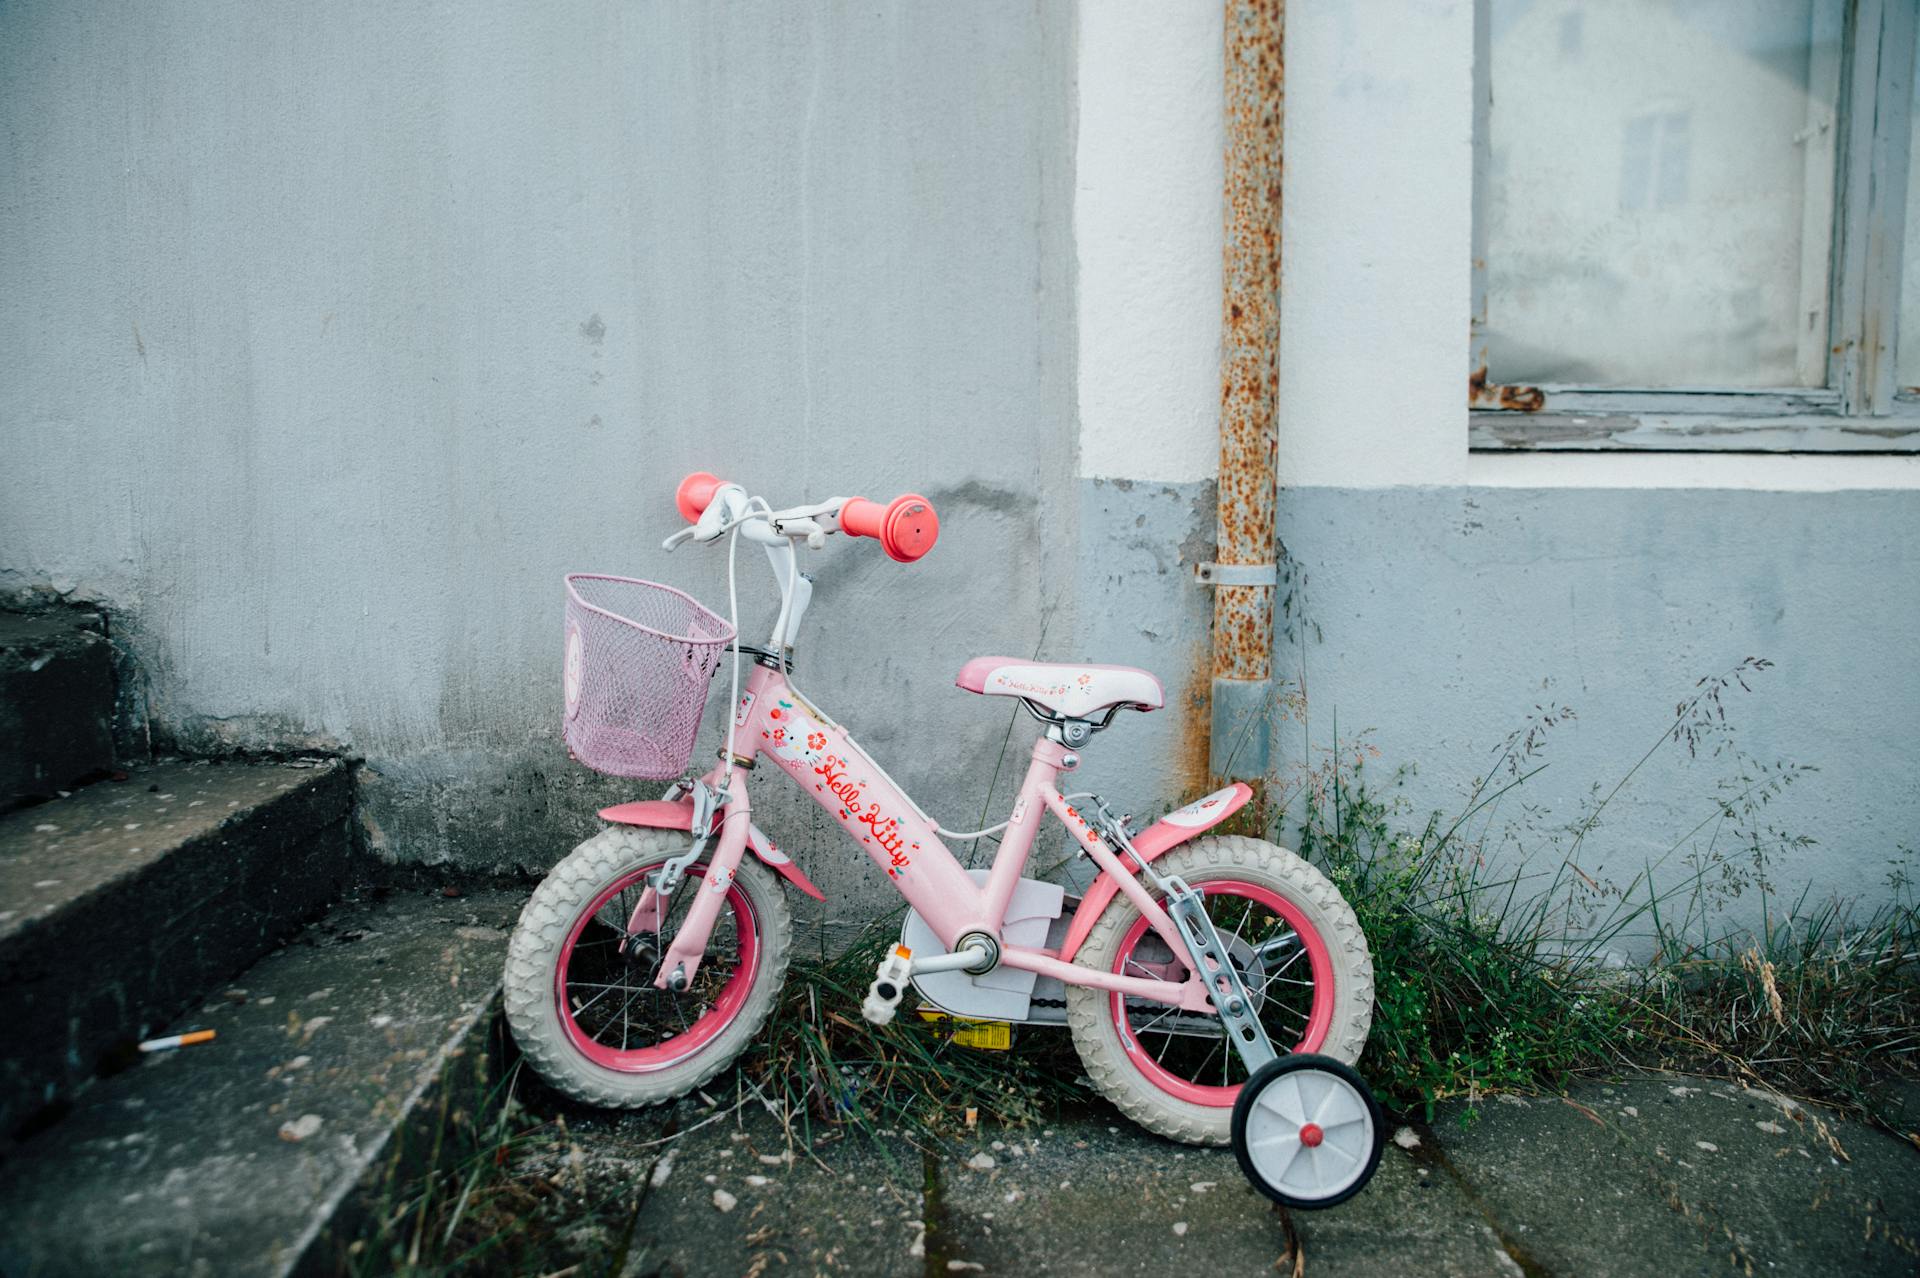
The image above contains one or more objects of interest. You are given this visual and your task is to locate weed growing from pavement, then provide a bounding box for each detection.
[1627,861,1918,1119]
[343,1064,640,1277]
[1285,658,1919,1127]
[734,914,1089,1147]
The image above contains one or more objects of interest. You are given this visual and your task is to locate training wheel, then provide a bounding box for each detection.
[1231,1053,1385,1210]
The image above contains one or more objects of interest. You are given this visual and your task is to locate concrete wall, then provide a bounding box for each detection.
[5,0,1916,936]
[1074,0,1920,932]
[0,2,1079,927]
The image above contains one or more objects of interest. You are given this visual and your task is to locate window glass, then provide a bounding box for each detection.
[1485,0,1842,389]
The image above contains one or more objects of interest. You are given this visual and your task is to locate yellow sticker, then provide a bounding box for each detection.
[917,1010,1012,1051]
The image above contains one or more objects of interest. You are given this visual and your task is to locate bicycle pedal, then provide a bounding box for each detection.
[861,944,913,1026]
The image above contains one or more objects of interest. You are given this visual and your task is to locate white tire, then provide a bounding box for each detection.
[1066,835,1373,1146]
[504,825,792,1107]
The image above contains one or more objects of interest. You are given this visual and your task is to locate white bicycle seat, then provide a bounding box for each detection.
[955,657,1164,718]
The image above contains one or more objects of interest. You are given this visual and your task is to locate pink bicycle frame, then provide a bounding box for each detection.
[650,663,1213,1013]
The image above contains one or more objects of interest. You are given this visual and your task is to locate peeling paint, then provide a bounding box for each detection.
[1468,365,1546,413]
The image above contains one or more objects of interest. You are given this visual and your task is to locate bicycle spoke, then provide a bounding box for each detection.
[1131,1003,1179,1039]
[610,984,646,1050]
[568,982,624,1018]
[1223,895,1256,953]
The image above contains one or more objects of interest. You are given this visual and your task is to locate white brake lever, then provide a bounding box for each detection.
[690,484,749,544]
[661,527,698,552]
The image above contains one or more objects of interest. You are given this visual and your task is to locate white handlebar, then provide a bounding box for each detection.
[661,491,848,554]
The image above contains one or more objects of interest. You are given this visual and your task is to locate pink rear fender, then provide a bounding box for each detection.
[597,797,827,901]
[1054,782,1254,963]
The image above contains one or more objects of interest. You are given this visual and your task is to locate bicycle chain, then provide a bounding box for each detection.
[1023,995,1215,1023]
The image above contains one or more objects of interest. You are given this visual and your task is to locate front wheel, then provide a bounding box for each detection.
[504,825,792,1107]
[1065,835,1373,1146]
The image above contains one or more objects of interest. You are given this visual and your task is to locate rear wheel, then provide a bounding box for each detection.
[1065,836,1372,1145]
[504,826,791,1107]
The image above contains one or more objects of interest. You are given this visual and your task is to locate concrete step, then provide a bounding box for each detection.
[0,609,116,809]
[0,759,353,1136]
[0,885,520,1278]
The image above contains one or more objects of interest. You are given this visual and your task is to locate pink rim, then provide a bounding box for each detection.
[555,863,761,1072]
[1109,879,1334,1108]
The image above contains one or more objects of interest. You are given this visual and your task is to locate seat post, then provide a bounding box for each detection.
[977,734,1077,929]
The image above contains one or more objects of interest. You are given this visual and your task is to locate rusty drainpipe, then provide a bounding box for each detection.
[1207,0,1283,786]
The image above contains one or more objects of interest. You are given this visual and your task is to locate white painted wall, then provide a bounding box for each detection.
[1074,0,1480,490]
[1277,0,1477,489]
[1074,0,1224,484]
[1073,0,1920,494]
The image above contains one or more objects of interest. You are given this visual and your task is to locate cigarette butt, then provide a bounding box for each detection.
[138,1029,216,1053]
[965,1107,978,1129]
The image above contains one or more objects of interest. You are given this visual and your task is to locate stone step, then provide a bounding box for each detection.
[0,759,353,1136]
[0,609,117,809]
[0,885,521,1278]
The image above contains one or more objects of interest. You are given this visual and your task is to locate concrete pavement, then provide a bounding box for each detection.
[523,1072,1920,1277]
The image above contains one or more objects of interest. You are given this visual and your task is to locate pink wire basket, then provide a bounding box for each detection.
[562,574,736,780]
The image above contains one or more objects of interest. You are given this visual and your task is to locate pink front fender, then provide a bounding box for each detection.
[597,797,827,902]
[1055,783,1253,963]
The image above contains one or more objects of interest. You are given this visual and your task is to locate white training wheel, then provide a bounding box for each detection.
[1231,1053,1385,1210]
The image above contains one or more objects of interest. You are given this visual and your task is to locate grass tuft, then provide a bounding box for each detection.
[1280,660,1919,1128]
[733,912,1088,1145]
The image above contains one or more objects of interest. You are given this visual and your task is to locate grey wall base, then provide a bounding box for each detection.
[1269,485,1920,934]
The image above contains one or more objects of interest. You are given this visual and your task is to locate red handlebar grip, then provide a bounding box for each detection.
[675,472,727,524]
[840,494,940,563]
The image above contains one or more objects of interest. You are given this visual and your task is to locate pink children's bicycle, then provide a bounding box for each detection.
[506,473,1385,1209]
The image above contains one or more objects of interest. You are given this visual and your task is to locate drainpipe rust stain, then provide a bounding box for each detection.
[1210,0,1285,788]
[1177,639,1215,799]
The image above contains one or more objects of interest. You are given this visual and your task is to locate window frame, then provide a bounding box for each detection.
[1469,0,1920,454]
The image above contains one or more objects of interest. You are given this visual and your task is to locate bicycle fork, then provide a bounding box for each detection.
[624,778,752,992]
